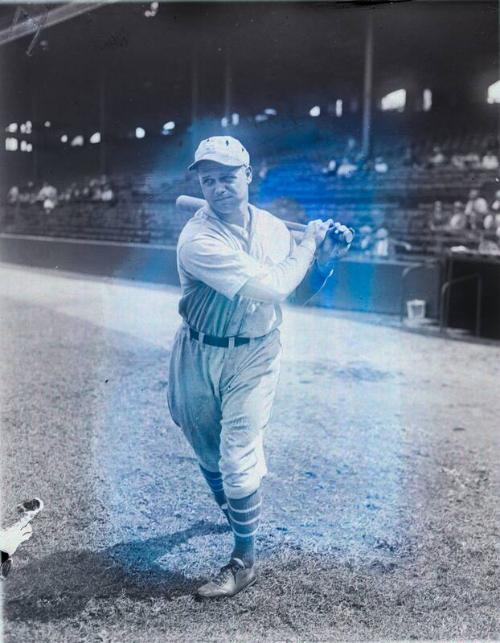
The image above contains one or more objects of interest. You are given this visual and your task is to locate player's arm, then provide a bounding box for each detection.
[291,259,334,306]
[179,236,264,301]
[179,221,331,304]
[291,235,336,306]
[238,220,331,303]
[291,223,352,305]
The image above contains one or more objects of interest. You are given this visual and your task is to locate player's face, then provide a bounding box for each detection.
[197,162,252,214]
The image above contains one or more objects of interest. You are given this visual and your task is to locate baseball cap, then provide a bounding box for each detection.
[188,136,250,171]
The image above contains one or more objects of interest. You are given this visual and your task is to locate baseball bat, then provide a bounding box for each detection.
[175,195,354,245]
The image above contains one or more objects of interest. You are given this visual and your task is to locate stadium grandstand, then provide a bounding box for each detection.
[1,0,499,336]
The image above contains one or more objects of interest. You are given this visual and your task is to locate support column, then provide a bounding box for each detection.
[361,12,374,158]
[191,45,199,143]
[31,85,38,182]
[99,68,106,175]
[224,41,232,128]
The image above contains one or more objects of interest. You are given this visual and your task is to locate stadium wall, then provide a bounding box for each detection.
[0,234,179,285]
[0,234,441,317]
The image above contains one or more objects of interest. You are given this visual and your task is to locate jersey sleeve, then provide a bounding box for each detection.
[178,236,264,301]
[288,233,334,305]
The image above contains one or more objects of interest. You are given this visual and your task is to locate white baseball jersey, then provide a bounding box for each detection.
[176,203,293,337]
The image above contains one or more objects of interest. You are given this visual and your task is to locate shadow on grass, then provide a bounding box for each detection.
[5,520,230,622]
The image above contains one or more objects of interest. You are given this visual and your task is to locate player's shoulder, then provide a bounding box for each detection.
[177,208,222,254]
[250,204,290,235]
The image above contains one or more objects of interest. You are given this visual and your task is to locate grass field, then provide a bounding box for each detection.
[1,263,499,642]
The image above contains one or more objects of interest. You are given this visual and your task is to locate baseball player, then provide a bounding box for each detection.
[168,136,349,598]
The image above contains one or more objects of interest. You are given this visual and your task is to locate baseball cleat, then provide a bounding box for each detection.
[0,498,44,580]
[17,497,44,518]
[196,558,257,598]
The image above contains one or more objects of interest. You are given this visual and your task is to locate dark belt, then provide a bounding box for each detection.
[189,328,251,347]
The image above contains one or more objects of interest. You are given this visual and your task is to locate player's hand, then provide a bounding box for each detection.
[303,218,333,250]
[316,222,352,273]
[328,222,352,258]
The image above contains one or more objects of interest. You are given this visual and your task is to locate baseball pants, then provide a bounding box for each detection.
[167,323,282,499]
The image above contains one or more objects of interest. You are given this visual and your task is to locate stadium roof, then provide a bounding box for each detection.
[0,1,497,130]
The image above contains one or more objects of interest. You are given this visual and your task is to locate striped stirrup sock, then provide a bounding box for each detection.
[199,465,230,522]
[227,488,262,568]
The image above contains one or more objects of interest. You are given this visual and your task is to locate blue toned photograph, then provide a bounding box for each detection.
[0,1,499,641]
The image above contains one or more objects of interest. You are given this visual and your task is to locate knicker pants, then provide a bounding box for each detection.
[167,324,281,499]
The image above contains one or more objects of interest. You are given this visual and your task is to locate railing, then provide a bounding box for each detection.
[399,259,484,336]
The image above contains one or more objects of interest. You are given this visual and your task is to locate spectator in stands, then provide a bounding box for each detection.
[483,192,500,234]
[337,157,357,178]
[36,181,58,213]
[465,189,489,229]
[451,154,466,170]
[483,210,500,234]
[59,186,72,203]
[481,150,499,171]
[322,158,337,176]
[490,189,500,214]
[90,179,103,202]
[43,197,56,213]
[372,227,412,258]
[69,183,80,201]
[447,201,467,232]
[18,186,30,205]
[26,182,37,205]
[463,152,481,169]
[372,227,390,257]
[101,184,116,204]
[429,200,448,230]
[374,156,389,174]
[7,186,19,204]
[36,181,53,203]
[448,201,467,231]
[358,225,374,254]
[478,234,500,255]
[428,146,446,168]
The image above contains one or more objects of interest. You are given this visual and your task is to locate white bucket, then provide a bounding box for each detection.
[406,299,426,321]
